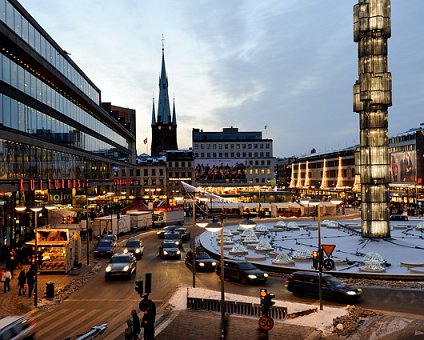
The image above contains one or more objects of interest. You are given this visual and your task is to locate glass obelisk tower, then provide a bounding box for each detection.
[353,0,391,238]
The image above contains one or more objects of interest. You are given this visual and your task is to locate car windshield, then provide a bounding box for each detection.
[165,233,180,239]
[196,253,211,259]
[163,242,177,248]
[237,262,257,270]
[110,256,131,264]
[126,240,140,247]
[102,235,115,241]
[97,241,111,247]
[325,276,344,287]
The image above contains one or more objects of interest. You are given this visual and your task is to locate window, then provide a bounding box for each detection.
[144,169,148,176]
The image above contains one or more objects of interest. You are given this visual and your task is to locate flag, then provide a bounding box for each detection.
[143,138,148,144]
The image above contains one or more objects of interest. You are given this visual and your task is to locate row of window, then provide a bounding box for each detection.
[194,143,271,150]
[0,53,128,149]
[0,93,126,160]
[195,152,271,158]
[0,138,113,180]
[167,161,192,168]
[0,0,99,103]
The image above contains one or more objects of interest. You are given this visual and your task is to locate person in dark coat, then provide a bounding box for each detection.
[139,294,156,340]
[18,269,26,296]
[131,309,140,339]
[26,267,35,297]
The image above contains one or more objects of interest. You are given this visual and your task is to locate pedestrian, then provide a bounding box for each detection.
[139,294,156,340]
[26,267,35,297]
[3,268,12,293]
[18,269,26,296]
[124,319,134,340]
[88,227,93,241]
[132,309,141,339]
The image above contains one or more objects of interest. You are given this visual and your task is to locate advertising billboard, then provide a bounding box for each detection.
[391,151,416,183]
[194,159,247,183]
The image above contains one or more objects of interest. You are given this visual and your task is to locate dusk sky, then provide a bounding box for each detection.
[19,0,424,158]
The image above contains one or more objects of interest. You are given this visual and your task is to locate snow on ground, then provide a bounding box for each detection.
[165,286,348,332]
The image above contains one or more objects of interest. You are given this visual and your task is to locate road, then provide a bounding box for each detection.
[32,226,424,339]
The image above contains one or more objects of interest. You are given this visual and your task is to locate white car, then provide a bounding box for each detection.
[0,316,36,340]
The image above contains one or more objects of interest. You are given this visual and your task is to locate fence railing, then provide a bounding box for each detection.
[187,297,287,320]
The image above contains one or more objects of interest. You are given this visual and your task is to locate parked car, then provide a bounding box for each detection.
[94,239,115,258]
[174,227,191,242]
[0,315,36,340]
[216,260,268,284]
[163,232,184,249]
[185,250,218,272]
[159,241,182,260]
[389,215,408,221]
[123,239,144,260]
[101,233,118,247]
[105,253,137,280]
[285,271,362,302]
[156,225,179,239]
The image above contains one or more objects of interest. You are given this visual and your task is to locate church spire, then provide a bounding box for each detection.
[172,96,177,125]
[157,35,171,124]
[151,96,156,126]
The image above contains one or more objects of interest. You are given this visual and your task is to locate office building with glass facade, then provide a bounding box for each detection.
[0,0,137,245]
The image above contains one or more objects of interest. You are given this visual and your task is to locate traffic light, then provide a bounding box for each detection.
[259,288,267,305]
[67,216,73,224]
[145,273,152,294]
[135,280,143,295]
[312,250,319,269]
[262,292,276,316]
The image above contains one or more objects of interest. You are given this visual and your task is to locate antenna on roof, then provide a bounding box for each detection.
[161,34,165,51]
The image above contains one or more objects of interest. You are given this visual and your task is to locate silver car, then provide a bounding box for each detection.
[105,253,136,280]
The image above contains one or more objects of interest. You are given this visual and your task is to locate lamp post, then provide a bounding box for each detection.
[30,206,43,307]
[15,205,27,245]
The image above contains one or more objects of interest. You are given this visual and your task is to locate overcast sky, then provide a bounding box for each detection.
[19,0,424,158]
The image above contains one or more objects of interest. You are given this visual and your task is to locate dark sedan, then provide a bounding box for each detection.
[163,232,184,249]
[285,271,362,302]
[185,251,218,272]
[156,225,179,239]
[105,253,136,280]
[123,239,144,260]
[159,241,182,260]
[216,260,268,284]
[174,227,191,242]
[94,239,115,258]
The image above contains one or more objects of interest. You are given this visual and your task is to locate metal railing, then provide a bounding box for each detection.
[187,297,287,320]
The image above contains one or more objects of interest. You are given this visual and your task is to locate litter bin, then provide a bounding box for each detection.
[46,281,54,298]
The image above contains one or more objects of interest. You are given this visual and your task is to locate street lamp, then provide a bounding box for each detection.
[30,206,43,307]
[15,205,27,244]
[307,199,323,311]
[200,217,225,339]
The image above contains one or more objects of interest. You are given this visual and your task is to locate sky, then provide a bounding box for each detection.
[19,0,424,158]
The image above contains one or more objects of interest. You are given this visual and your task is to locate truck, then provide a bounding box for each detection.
[152,206,184,227]
[125,210,153,231]
[92,214,131,236]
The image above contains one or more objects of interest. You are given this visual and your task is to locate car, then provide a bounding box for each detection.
[216,260,268,284]
[285,271,362,302]
[101,233,118,247]
[0,315,36,340]
[159,241,182,260]
[185,250,218,272]
[123,239,144,260]
[156,225,179,239]
[105,253,137,280]
[389,215,408,221]
[163,232,184,249]
[174,227,191,242]
[94,239,115,258]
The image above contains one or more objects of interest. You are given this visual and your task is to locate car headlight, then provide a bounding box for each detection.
[199,262,205,267]
[346,290,359,296]
[177,250,181,255]
[248,274,257,279]
[175,241,180,245]
[123,265,130,271]
[163,250,168,255]
[105,265,112,272]
[135,249,140,253]
[123,248,128,253]
[264,273,269,278]
[212,262,217,266]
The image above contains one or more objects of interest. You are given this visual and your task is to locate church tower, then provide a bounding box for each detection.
[151,41,178,156]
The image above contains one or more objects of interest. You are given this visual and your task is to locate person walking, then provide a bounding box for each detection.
[124,319,134,340]
[18,269,26,296]
[139,294,156,340]
[132,309,141,339]
[26,267,35,297]
[3,268,12,293]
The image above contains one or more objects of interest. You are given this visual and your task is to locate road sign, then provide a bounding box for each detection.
[321,244,336,257]
[323,258,335,270]
[258,315,274,331]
